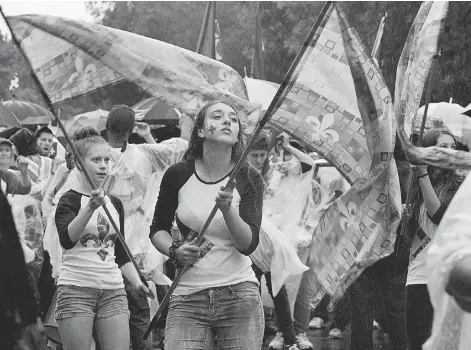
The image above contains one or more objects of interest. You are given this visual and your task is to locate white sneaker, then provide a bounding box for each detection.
[308,317,324,329]
[295,332,314,350]
[329,328,343,339]
[287,345,300,350]
[268,332,284,350]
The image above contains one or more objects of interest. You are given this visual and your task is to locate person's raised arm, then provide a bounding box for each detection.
[135,122,157,144]
[279,132,315,168]
[416,164,445,223]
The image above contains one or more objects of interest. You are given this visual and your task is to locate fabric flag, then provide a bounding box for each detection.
[395,1,471,169]
[269,3,401,300]
[6,14,260,136]
[196,2,224,62]
[253,1,265,79]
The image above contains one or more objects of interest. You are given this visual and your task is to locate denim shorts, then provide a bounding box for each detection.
[55,284,129,320]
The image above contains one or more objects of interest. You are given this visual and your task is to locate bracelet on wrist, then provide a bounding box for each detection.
[417,173,429,179]
[169,239,182,266]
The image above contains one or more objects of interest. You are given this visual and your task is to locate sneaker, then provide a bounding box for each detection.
[268,332,284,350]
[286,345,300,350]
[328,328,343,339]
[308,317,325,329]
[295,332,314,350]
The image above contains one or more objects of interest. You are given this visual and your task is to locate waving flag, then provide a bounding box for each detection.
[269,6,371,184]
[269,3,401,300]
[196,2,224,62]
[6,14,260,135]
[395,2,471,169]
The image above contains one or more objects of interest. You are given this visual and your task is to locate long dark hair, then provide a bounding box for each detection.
[411,128,464,228]
[183,100,245,164]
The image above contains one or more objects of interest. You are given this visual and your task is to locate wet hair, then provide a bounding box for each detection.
[183,100,245,164]
[456,141,469,152]
[72,125,108,171]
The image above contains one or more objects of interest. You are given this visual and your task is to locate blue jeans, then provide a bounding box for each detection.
[55,285,130,350]
[165,281,264,349]
[124,277,152,350]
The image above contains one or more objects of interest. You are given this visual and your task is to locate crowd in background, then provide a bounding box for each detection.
[1,101,470,350]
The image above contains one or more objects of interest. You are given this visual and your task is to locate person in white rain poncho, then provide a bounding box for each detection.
[263,132,326,350]
[424,171,471,350]
[247,132,308,350]
[101,105,189,350]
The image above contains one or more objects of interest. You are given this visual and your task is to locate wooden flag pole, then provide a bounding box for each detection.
[0,7,148,287]
[144,0,333,339]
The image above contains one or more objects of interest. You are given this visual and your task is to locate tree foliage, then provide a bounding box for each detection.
[0,1,470,123]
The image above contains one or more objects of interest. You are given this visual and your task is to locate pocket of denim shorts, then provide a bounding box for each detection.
[232,283,260,302]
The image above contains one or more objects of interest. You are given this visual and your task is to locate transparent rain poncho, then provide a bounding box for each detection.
[264,157,318,248]
[424,173,471,350]
[43,166,80,278]
[10,193,45,304]
[102,138,188,285]
[254,157,330,304]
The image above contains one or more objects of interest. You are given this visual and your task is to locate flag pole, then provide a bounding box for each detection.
[0,7,148,287]
[400,52,439,237]
[196,2,212,53]
[145,0,333,338]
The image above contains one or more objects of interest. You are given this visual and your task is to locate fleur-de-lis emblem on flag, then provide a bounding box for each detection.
[306,113,340,143]
[338,200,358,232]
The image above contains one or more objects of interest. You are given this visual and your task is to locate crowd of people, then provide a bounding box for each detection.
[1,100,471,350]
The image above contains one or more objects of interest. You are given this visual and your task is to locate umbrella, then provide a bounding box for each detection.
[1,99,54,124]
[65,109,109,135]
[463,103,471,117]
[415,102,471,138]
[132,97,179,125]
[243,77,280,111]
[0,103,22,128]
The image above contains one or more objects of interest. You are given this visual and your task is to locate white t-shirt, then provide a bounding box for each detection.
[407,204,445,286]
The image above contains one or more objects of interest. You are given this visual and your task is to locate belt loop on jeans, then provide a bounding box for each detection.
[227,285,235,298]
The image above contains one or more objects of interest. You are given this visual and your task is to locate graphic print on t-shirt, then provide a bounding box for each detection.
[80,212,117,261]
[184,229,214,263]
